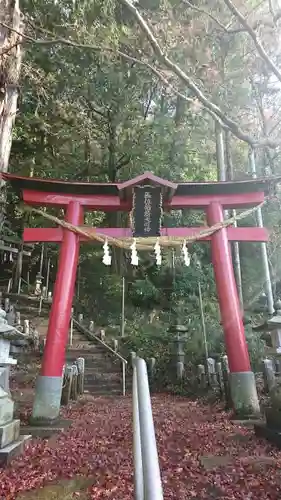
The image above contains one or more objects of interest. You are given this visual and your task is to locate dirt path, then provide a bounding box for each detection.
[0,395,281,499]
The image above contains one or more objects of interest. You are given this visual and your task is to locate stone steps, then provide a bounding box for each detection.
[3,294,130,398]
[84,387,123,396]
[66,327,130,396]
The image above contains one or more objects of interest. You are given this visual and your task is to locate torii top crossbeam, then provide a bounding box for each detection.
[2,171,277,244]
[2,170,274,210]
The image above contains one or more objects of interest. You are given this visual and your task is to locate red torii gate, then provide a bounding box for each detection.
[2,171,274,420]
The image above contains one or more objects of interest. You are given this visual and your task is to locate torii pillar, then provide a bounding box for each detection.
[32,201,83,422]
[207,202,259,416]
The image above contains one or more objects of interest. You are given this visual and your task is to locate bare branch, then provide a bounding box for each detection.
[182,0,249,34]
[225,0,264,30]
[116,154,131,170]
[121,0,280,148]
[81,97,109,118]
[182,0,228,32]
[223,0,281,84]
[269,0,276,19]
[1,15,280,149]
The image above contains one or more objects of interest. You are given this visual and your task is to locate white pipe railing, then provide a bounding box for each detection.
[133,357,163,500]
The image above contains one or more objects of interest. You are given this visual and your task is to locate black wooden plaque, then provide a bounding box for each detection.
[132,186,162,237]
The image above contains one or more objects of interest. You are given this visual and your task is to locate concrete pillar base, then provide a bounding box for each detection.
[229,371,260,418]
[31,376,63,424]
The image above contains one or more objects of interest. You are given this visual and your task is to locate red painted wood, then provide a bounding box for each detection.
[23,226,269,243]
[40,201,83,377]
[23,188,264,210]
[207,202,251,373]
[23,190,130,210]
[23,228,64,243]
[167,192,265,209]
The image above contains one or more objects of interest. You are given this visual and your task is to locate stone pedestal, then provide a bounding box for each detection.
[76,357,85,395]
[207,357,218,387]
[61,366,73,406]
[0,307,31,464]
[255,383,281,448]
[197,364,207,389]
[262,358,276,392]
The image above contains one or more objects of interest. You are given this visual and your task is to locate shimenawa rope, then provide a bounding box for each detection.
[19,197,268,251]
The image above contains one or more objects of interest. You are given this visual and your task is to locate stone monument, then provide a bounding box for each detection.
[0,306,31,464]
[34,272,43,296]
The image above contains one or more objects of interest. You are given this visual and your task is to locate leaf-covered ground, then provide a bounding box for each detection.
[1,395,281,499]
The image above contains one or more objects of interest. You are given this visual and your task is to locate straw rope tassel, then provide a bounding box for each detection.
[102,239,112,266]
[154,238,162,266]
[130,238,139,266]
[182,240,190,266]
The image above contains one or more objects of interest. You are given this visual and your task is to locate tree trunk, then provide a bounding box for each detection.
[0,0,23,174]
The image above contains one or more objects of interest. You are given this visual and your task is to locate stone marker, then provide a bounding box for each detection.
[4,299,9,313]
[275,359,281,379]
[23,319,30,335]
[39,338,46,355]
[216,361,224,397]
[177,361,184,380]
[147,357,156,382]
[6,306,15,327]
[89,320,94,333]
[100,329,106,341]
[112,339,118,352]
[207,357,218,387]
[31,327,40,352]
[76,357,85,395]
[70,365,78,400]
[61,366,73,406]
[78,313,83,324]
[197,364,207,389]
[130,351,136,367]
[222,355,232,408]
[262,359,276,392]
[15,312,21,327]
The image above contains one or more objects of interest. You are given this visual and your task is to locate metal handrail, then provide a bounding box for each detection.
[72,317,127,396]
[133,357,163,500]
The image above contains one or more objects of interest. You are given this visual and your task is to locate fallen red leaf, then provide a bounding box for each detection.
[0,395,280,499]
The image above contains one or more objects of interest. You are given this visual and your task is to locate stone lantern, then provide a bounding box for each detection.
[267,301,281,353]
[253,300,281,354]
[0,306,30,463]
[170,324,189,364]
[169,319,189,380]
[34,271,43,296]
